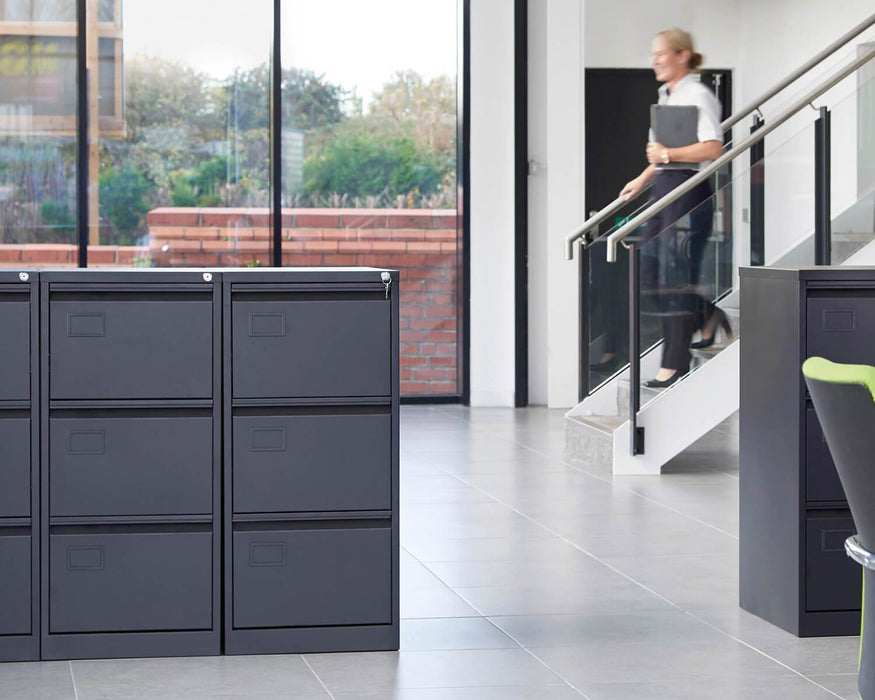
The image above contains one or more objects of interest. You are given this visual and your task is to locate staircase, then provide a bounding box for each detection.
[565,306,740,475]
[561,16,875,475]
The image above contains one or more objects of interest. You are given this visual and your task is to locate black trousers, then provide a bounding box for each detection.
[640,169,714,373]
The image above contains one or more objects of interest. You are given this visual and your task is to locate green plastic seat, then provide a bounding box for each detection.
[803,356,875,700]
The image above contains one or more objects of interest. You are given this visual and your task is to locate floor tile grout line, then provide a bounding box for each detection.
[301,654,337,700]
[68,660,80,700]
[441,463,848,697]
[402,546,591,699]
[504,433,741,540]
[403,408,850,695]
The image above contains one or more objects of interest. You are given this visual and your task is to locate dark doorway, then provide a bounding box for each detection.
[580,68,732,399]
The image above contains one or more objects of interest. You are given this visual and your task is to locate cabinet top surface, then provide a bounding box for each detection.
[740,266,875,281]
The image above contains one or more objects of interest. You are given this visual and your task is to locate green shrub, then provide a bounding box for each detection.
[303,130,441,199]
[40,200,76,232]
[98,165,153,245]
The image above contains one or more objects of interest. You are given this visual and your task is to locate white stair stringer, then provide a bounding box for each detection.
[612,339,739,475]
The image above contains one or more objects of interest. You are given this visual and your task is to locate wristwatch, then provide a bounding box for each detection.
[661,149,670,164]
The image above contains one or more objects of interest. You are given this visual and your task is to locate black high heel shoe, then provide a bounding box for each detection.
[643,371,681,388]
[691,308,733,349]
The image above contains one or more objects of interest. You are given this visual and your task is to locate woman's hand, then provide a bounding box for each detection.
[646,141,668,165]
[620,177,643,200]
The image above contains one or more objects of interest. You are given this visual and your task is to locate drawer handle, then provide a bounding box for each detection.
[822,528,855,552]
[67,545,104,571]
[67,313,105,337]
[249,312,285,337]
[249,542,286,567]
[249,427,286,452]
[821,309,855,332]
[67,430,106,455]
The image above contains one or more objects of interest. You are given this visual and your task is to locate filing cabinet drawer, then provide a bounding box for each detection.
[805,515,861,612]
[50,415,212,517]
[233,526,391,629]
[0,417,30,518]
[0,297,30,401]
[806,408,846,503]
[50,531,212,633]
[233,412,390,513]
[50,298,212,399]
[807,294,875,366]
[232,297,390,398]
[0,533,30,636]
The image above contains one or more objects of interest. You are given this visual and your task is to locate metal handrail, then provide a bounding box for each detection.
[565,11,875,261]
[563,195,637,260]
[723,12,875,131]
[605,43,875,262]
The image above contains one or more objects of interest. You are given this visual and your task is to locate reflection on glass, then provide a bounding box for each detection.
[0,1,77,267]
[281,0,460,397]
[90,0,272,267]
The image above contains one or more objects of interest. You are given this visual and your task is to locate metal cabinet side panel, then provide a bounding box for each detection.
[739,272,803,634]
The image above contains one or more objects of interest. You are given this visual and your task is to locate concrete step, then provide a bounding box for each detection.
[617,379,662,414]
[565,413,625,472]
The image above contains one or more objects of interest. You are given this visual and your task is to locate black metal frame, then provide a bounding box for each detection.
[459,0,471,405]
[628,244,643,455]
[271,0,283,268]
[514,0,528,407]
[750,113,765,266]
[76,0,87,268]
[71,0,469,404]
[815,107,832,265]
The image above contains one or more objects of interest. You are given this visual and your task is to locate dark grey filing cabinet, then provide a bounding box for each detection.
[0,271,39,661]
[223,268,399,655]
[40,270,221,659]
[739,266,875,637]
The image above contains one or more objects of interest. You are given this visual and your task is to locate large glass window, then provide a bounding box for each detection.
[281,0,460,397]
[88,0,273,268]
[0,0,78,266]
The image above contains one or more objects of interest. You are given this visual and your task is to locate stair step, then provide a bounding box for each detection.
[617,379,662,414]
[565,414,624,471]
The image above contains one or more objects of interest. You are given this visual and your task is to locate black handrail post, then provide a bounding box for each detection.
[815,106,832,265]
[579,242,590,402]
[750,113,765,266]
[629,242,643,455]
[76,0,88,268]
[271,0,283,268]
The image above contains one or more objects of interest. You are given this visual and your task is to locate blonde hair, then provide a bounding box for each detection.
[656,28,703,72]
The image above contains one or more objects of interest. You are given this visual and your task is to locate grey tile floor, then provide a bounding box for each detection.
[0,406,861,699]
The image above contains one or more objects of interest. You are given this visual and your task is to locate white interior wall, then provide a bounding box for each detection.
[468,0,516,406]
[525,0,584,409]
[527,1,549,405]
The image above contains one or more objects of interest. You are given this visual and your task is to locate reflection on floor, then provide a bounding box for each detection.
[0,407,860,699]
